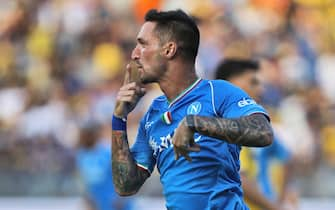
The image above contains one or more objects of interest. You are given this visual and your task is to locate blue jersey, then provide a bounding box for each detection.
[131,79,268,210]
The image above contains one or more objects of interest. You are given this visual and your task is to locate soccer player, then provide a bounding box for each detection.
[111,9,273,210]
[215,59,293,210]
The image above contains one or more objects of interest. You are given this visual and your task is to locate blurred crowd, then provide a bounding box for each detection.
[0,0,334,202]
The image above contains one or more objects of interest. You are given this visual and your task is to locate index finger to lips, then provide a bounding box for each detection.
[120,82,137,91]
[118,89,136,97]
[123,64,132,85]
[129,60,141,83]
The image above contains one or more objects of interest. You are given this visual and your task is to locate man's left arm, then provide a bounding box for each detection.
[188,113,273,147]
[172,113,273,159]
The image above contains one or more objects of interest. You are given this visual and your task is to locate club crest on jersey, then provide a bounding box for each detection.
[237,98,256,107]
[187,101,202,115]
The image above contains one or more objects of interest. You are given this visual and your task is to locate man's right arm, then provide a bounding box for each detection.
[112,62,148,196]
[112,130,150,196]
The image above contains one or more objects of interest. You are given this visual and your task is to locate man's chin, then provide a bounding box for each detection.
[141,77,157,84]
[141,79,152,84]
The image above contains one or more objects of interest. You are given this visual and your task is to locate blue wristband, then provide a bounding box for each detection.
[112,115,127,131]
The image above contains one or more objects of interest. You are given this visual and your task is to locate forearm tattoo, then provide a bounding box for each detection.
[112,131,149,195]
[189,114,273,147]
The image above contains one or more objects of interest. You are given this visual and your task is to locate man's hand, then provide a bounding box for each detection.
[114,62,145,118]
[172,117,200,162]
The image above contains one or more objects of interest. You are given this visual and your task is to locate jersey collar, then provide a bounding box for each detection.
[168,78,202,108]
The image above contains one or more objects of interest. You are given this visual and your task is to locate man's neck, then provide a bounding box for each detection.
[159,63,198,102]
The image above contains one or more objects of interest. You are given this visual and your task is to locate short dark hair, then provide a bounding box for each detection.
[215,59,259,80]
[145,9,200,62]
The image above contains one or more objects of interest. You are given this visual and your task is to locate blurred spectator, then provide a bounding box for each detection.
[76,122,134,210]
[215,58,297,210]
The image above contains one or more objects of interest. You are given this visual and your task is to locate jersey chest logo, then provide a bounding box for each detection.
[187,101,202,115]
[149,134,202,158]
[149,133,173,157]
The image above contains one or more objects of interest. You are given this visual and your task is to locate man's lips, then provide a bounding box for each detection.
[136,63,143,68]
[137,65,143,72]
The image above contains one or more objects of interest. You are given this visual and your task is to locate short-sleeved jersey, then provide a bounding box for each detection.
[131,79,268,210]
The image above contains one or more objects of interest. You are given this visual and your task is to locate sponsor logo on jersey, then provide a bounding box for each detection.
[237,98,256,107]
[194,135,201,142]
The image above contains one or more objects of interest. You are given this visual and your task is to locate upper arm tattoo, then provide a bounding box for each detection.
[189,113,273,147]
[112,131,150,196]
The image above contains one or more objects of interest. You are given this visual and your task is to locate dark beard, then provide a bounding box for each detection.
[140,76,158,84]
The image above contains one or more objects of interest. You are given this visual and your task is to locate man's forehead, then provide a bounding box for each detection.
[137,22,156,39]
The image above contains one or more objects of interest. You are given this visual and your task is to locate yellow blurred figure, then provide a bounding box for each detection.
[0,41,14,76]
[27,60,51,92]
[322,125,335,166]
[92,43,124,81]
[294,0,334,6]
[26,26,53,59]
[240,149,260,210]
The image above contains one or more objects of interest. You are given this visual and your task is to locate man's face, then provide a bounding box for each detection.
[230,70,263,101]
[131,21,167,84]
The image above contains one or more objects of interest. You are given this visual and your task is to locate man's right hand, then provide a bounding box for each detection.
[114,62,145,118]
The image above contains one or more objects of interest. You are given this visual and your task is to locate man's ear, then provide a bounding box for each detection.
[162,42,177,59]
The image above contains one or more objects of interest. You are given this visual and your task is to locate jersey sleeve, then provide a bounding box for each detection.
[130,114,156,174]
[210,80,269,119]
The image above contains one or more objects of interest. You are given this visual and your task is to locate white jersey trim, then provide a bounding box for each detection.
[136,163,151,174]
[209,81,218,116]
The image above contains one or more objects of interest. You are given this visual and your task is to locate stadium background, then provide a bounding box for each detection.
[0,0,334,209]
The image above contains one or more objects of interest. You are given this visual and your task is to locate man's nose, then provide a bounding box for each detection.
[131,45,140,60]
